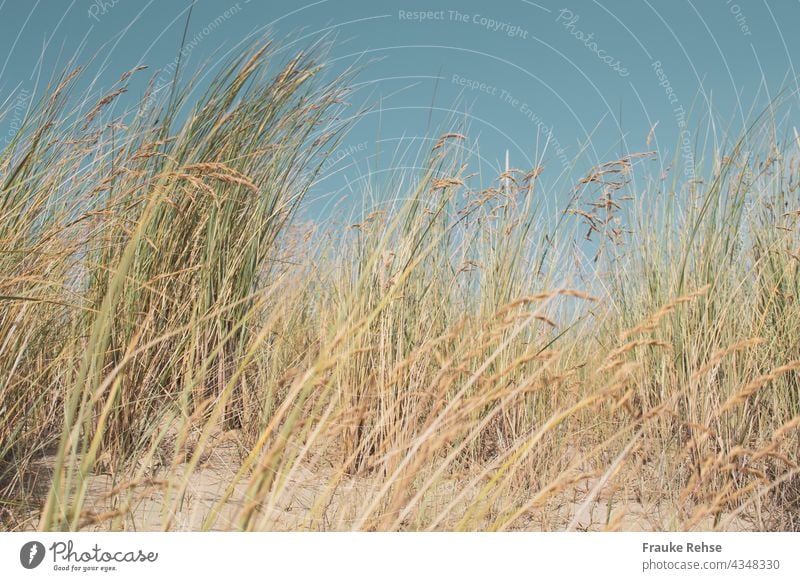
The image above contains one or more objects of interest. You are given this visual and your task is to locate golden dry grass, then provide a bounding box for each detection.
[0,42,798,532]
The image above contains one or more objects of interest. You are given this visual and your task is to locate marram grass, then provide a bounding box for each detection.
[0,42,798,532]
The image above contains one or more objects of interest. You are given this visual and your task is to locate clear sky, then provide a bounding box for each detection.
[1,0,798,216]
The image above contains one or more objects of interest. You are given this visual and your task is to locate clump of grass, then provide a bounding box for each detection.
[1,40,798,532]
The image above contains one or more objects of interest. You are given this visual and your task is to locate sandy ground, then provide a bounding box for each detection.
[10,432,748,532]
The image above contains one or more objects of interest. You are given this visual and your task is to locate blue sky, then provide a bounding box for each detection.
[1,0,798,215]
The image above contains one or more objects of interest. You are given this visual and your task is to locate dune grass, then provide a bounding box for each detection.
[0,42,798,531]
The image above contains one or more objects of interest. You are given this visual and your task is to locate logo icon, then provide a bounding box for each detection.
[20,541,46,569]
